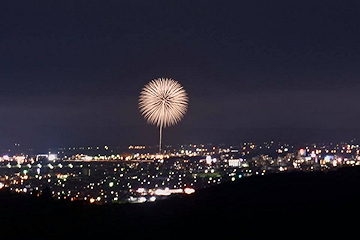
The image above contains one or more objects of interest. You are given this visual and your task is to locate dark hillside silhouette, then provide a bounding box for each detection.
[1,167,359,237]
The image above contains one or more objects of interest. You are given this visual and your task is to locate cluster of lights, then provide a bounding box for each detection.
[128,145,146,150]
[2,141,360,205]
[126,187,195,203]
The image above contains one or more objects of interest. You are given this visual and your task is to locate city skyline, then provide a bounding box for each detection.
[2,1,360,149]
[1,139,359,204]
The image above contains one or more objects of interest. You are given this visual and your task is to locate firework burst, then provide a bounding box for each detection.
[139,78,188,152]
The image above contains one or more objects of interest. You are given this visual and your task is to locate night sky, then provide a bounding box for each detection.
[2,1,360,150]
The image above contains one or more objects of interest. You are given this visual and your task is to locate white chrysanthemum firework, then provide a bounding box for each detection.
[139,78,188,152]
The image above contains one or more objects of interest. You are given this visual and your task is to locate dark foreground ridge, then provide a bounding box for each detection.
[1,167,360,237]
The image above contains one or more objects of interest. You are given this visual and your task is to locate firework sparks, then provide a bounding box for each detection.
[139,78,188,152]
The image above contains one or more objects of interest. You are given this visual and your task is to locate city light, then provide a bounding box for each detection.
[48,154,57,161]
[184,188,195,194]
[0,141,359,204]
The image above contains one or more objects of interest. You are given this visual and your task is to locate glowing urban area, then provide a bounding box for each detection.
[1,140,359,204]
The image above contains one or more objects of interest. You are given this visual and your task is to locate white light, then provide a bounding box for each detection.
[206,156,212,165]
[229,159,241,167]
[184,188,195,194]
[48,154,57,161]
[136,188,146,193]
[324,156,332,162]
[169,189,183,194]
[154,188,171,196]
[138,197,146,203]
